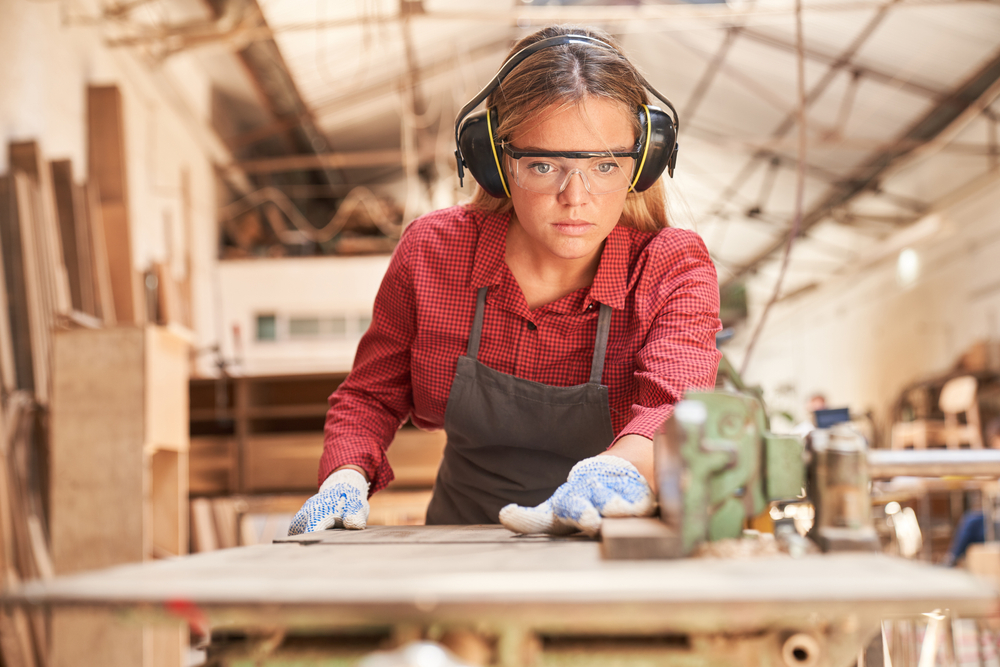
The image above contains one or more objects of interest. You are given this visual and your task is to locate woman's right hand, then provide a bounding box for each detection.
[287,468,371,535]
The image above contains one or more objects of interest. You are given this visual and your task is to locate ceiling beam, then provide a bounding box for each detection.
[738,28,945,101]
[234,149,404,174]
[721,45,1000,288]
[226,36,512,148]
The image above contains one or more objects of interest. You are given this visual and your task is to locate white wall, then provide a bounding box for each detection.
[0,0,220,371]
[214,255,392,375]
[727,176,1000,438]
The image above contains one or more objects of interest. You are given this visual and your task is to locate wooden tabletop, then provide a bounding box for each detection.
[5,525,997,635]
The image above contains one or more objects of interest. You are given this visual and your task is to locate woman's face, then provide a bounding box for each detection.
[506,97,634,266]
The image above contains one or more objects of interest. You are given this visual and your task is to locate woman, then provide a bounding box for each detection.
[288,25,722,537]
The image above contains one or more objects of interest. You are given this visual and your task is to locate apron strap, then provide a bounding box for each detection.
[466,286,489,359]
[589,303,612,385]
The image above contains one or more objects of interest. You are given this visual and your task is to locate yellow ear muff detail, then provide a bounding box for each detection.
[629,105,653,192]
[487,110,511,198]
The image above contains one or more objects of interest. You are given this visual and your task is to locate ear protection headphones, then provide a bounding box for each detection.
[454,33,680,199]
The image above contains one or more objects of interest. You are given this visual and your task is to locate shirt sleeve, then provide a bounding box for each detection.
[318,232,418,494]
[616,230,723,442]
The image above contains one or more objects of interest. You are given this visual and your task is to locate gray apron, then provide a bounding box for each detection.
[425,286,616,525]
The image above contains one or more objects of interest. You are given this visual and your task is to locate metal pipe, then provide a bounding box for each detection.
[866,449,1000,479]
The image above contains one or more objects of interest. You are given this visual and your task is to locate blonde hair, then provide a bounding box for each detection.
[468,25,669,232]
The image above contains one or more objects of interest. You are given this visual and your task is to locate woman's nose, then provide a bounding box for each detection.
[557,170,591,204]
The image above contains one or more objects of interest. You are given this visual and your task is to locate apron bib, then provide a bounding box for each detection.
[425,287,616,524]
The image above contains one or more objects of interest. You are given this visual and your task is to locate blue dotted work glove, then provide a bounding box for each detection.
[499,455,656,537]
[288,469,370,535]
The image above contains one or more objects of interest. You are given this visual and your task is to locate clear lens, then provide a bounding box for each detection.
[509,154,635,195]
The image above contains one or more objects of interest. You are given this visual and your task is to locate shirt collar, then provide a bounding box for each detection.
[470,209,509,289]
[586,225,629,311]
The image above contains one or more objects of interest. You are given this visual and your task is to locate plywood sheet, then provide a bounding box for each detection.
[50,327,146,573]
[51,608,143,667]
[6,527,996,636]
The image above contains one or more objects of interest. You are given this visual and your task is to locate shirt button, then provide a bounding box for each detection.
[527,321,537,331]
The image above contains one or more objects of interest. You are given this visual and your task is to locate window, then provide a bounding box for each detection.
[255,312,371,342]
[256,314,277,341]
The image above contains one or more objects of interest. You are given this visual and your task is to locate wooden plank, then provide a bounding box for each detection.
[152,262,179,326]
[274,524,536,545]
[51,160,91,314]
[87,85,141,324]
[101,201,142,325]
[189,436,235,496]
[50,327,146,574]
[6,531,997,637]
[0,176,36,393]
[150,450,186,559]
[84,182,116,325]
[9,140,72,317]
[51,608,143,667]
[0,397,37,667]
[12,174,49,405]
[0,181,18,395]
[244,432,321,493]
[189,498,217,553]
[600,517,682,560]
[211,497,239,550]
[144,327,189,449]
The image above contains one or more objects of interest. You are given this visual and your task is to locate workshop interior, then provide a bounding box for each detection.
[1,0,1000,665]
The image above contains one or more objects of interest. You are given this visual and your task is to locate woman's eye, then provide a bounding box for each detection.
[528,161,555,175]
[595,161,619,175]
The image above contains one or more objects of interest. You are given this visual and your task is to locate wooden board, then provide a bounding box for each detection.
[84,183,116,325]
[87,85,140,324]
[0,180,17,395]
[51,160,98,316]
[274,524,547,545]
[0,177,32,393]
[51,328,147,573]
[4,526,997,638]
[9,140,72,318]
[189,436,236,496]
[600,517,682,560]
[11,174,48,404]
[144,326,189,449]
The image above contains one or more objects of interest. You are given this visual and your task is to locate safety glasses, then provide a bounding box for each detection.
[503,146,641,195]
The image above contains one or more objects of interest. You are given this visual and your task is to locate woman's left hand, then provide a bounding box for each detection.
[499,455,656,536]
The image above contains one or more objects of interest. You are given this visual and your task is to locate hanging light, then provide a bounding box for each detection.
[896,248,920,288]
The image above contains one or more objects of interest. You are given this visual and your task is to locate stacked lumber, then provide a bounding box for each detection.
[0,92,164,664]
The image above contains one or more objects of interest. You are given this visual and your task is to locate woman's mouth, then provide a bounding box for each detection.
[552,221,592,236]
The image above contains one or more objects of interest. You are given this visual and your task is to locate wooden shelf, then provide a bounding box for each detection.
[189,373,446,501]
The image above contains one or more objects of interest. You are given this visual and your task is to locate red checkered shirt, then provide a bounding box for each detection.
[319,204,722,493]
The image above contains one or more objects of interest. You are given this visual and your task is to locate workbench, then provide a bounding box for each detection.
[4,524,997,667]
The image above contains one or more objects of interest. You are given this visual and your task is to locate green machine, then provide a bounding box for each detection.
[654,387,804,557]
[651,356,802,557]
[653,356,882,557]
